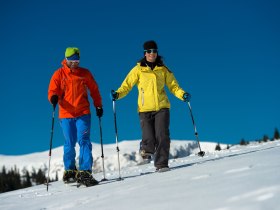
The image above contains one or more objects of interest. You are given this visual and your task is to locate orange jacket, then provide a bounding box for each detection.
[48,60,102,118]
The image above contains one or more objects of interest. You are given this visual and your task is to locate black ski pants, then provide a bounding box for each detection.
[139,108,170,168]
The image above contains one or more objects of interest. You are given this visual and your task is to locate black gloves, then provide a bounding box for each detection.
[110,90,119,101]
[96,107,103,117]
[50,95,58,109]
[182,92,191,102]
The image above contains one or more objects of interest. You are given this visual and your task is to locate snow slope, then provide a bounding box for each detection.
[0,140,280,210]
[0,140,225,180]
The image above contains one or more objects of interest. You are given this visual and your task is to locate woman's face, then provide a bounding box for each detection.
[145,49,158,63]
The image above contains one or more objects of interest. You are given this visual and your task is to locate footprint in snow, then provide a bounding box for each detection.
[224,165,253,174]
[191,174,211,180]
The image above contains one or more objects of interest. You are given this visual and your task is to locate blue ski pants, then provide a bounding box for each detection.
[60,114,93,171]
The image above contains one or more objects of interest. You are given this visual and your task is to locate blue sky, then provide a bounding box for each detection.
[0,0,279,155]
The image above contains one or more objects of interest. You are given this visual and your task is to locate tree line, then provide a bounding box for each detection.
[215,128,280,150]
[0,166,58,193]
[239,127,279,146]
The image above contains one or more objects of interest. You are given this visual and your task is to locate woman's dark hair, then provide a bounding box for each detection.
[138,55,164,67]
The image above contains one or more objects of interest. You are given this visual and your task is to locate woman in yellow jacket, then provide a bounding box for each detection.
[111,40,191,172]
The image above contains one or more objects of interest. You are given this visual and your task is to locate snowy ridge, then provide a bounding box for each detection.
[0,140,225,180]
[0,140,280,210]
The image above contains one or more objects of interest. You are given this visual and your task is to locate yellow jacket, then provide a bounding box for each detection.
[116,63,186,112]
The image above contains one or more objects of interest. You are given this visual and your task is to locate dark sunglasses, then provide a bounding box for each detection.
[144,49,158,54]
[67,60,80,64]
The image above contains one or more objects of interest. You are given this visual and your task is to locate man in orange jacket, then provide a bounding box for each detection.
[48,47,103,186]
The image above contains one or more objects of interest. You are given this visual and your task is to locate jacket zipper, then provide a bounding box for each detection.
[141,88,144,106]
[70,71,76,115]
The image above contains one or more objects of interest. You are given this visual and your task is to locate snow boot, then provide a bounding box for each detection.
[156,166,170,173]
[63,169,77,183]
[76,170,99,187]
[140,150,153,159]
[138,150,153,165]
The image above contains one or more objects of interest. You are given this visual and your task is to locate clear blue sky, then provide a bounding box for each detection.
[1,0,279,155]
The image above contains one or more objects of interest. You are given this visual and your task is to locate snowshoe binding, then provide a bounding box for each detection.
[63,169,77,184]
[156,166,170,173]
[76,170,99,187]
[138,150,153,165]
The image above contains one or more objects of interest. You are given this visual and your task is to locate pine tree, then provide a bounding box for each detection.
[55,171,59,181]
[22,170,32,188]
[240,138,247,145]
[35,169,46,184]
[1,166,51,193]
[263,135,269,142]
[0,166,7,193]
[8,166,21,191]
[274,128,280,140]
[2,166,22,192]
[215,143,221,151]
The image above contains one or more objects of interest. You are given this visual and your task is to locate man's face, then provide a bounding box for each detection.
[66,60,79,69]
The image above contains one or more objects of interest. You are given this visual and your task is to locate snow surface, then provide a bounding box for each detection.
[0,140,224,180]
[1,140,280,210]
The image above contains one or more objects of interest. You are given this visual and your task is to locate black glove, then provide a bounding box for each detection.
[110,90,119,101]
[96,107,103,117]
[50,95,58,109]
[182,92,191,102]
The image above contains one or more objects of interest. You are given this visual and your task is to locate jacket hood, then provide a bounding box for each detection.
[62,58,70,65]
[61,59,78,73]
[138,56,164,67]
[61,59,69,70]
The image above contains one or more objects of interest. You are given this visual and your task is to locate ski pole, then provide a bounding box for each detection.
[98,117,108,181]
[186,101,205,157]
[46,107,55,191]
[112,99,123,181]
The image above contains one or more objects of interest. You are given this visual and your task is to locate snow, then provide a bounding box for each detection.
[1,140,280,210]
[0,140,223,180]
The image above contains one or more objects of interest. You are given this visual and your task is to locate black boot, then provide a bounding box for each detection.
[63,169,77,183]
[76,171,99,187]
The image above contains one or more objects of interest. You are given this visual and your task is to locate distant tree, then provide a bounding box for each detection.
[1,166,6,175]
[55,171,59,181]
[10,166,21,191]
[240,139,247,145]
[215,143,221,151]
[0,166,52,193]
[0,166,22,193]
[274,128,280,140]
[34,169,46,184]
[0,166,7,193]
[22,170,32,188]
[263,135,269,142]
[31,168,36,182]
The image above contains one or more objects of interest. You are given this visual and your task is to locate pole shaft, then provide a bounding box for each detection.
[187,102,203,153]
[98,117,106,180]
[112,100,122,179]
[46,108,55,191]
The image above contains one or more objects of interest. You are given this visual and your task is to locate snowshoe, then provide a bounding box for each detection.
[140,149,153,157]
[140,150,153,159]
[76,170,99,187]
[63,169,77,183]
[155,167,170,173]
[138,150,153,165]
[138,155,152,165]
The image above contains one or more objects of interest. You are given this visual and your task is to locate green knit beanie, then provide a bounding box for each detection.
[65,47,80,58]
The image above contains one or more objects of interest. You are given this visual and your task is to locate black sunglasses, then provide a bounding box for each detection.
[144,49,158,54]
